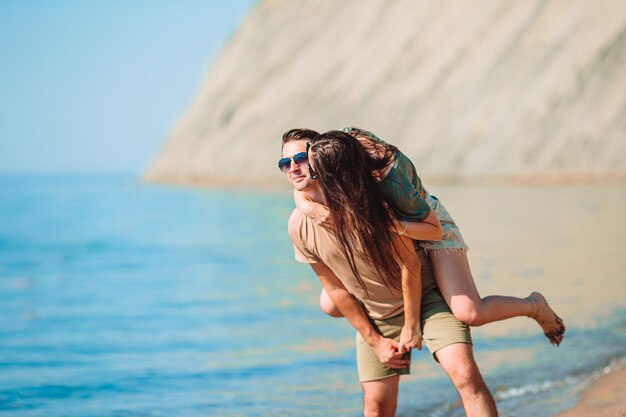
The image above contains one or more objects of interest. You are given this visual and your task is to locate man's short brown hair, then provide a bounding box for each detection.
[282,128,320,147]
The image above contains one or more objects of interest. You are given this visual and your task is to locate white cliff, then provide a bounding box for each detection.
[145,0,626,185]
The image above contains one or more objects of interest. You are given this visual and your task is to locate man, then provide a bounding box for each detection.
[281,129,499,417]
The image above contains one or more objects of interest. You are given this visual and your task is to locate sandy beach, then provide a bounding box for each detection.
[552,366,626,417]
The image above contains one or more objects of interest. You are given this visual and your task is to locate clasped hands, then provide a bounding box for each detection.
[371,324,422,369]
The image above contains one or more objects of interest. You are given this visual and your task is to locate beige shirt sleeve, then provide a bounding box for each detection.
[288,210,320,264]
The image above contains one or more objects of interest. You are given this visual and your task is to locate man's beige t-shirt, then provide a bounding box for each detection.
[288,209,437,320]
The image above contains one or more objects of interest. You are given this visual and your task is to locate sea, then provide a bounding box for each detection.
[0,175,624,417]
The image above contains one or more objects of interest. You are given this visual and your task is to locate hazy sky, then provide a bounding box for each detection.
[0,1,256,175]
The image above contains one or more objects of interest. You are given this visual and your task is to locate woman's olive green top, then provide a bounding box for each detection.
[378,150,431,222]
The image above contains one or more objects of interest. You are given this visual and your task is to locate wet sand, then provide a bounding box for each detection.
[552,366,626,417]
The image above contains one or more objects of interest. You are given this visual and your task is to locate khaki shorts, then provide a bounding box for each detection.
[356,289,472,382]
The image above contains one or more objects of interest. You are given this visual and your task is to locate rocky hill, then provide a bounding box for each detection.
[145,0,626,185]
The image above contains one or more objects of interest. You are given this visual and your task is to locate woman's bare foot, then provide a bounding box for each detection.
[527,292,566,347]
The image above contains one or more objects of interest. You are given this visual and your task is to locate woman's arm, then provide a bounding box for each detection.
[310,261,409,369]
[393,234,423,353]
[393,208,443,241]
[294,189,333,229]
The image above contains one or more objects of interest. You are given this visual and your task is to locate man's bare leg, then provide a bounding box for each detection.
[435,343,498,417]
[362,375,400,417]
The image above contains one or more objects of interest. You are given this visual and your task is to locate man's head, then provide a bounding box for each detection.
[279,128,320,192]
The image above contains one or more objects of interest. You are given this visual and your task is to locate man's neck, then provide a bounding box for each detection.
[303,187,326,205]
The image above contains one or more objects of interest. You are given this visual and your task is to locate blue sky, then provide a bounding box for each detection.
[0,1,256,175]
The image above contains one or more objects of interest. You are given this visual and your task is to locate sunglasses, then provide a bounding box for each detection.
[278,152,309,173]
[306,141,318,179]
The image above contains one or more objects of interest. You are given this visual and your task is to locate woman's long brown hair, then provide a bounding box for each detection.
[342,126,397,172]
[309,130,402,293]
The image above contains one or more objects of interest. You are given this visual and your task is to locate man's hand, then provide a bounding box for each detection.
[371,337,410,369]
[399,323,423,354]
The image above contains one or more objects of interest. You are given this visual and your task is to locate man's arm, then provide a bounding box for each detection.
[393,234,423,353]
[310,261,409,369]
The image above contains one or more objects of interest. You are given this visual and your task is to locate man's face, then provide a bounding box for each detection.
[281,140,318,192]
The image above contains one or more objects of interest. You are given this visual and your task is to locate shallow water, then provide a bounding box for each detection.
[0,176,624,416]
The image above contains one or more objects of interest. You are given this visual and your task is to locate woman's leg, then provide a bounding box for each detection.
[430,250,565,345]
[320,288,343,317]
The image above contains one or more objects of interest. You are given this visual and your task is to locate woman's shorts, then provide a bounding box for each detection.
[355,289,472,382]
[419,190,468,252]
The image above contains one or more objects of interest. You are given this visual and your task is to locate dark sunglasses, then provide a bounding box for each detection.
[278,152,308,173]
[306,141,318,179]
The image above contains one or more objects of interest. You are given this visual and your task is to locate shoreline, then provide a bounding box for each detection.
[551,365,626,417]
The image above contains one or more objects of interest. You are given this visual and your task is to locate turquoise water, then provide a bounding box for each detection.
[0,176,624,417]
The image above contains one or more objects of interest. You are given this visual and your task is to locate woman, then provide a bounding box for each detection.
[301,130,426,356]
[299,128,566,346]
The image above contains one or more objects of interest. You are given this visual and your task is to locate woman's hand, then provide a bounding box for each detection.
[398,323,422,354]
[395,209,443,241]
[390,218,407,235]
[295,190,334,230]
[309,204,334,230]
[370,337,410,369]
